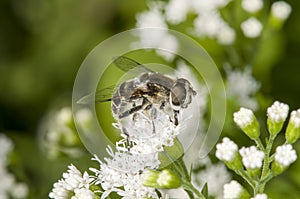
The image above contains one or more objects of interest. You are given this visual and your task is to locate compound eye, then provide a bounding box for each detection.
[171,83,186,109]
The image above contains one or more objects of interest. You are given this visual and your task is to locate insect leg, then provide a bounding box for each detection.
[121,127,131,151]
[173,110,179,126]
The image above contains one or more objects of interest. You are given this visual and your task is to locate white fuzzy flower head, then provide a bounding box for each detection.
[251,193,268,199]
[242,0,263,13]
[290,109,300,128]
[241,17,263,38]
[0,134,14,165]
[91,148,159,199]
[194,12,225,38]
[271,1,292,21]
[49,164,92,199]
[165,0,191,24]
[196,163,231,198]
[275,144,297,167]
[216,137,238,162]
[72,188,95,199]
[226,67,260,110]
[223,180,243,199]
[267,101,289,123]
[239,146,265,169]
[233,108,255,128]
[217,25,236,45]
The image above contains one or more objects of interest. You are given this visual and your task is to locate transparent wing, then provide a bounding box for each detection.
[113,56,154,73]
[77,85,115,104]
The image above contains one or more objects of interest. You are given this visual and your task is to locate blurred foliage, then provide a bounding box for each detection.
[0,0,300,198]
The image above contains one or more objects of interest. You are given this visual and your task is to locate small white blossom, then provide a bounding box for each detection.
[223,180,243,199]
[216,137,238,162]
[267,101,289,123]
[91,148,159,199]
[72,188,95,199]
[239,146,265,169]
[192,0,232,14]
[194,12,225,38]
[271,1,292,21]
[165,0,191,24]
[217,25,236,45]
[251,193,268,199]
[226,67,260,110]
[242,0,263,13]
[195,163,231,198]
[241,17,263,38]
[290,109,300,127]
[49,164,93,199]
[0,134,13,166]
[233,108,255,128]
[11,183,29,199]
[274,144,297,167]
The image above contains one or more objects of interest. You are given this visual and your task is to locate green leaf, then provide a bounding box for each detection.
[201,183,208,198]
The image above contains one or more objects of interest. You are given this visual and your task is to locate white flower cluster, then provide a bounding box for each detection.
[241,17,263,38]
[119,108,180,154]
[90,147,159,199]
[39,107,84,159]
[242,0,263,13]
[274,144,297,167]
[216,137,238,162]
[223,180,243,199]
[271,1,292,21]
[239,146,265,169]
[194,162,231,199]
[135,4,178,61]
[251,193,268,199]
[226,67,260,110]
[49,164,94,199]
[0,134,28,199]
[233,108,255,129]
[267,101,289,123]
[290,109,300,127]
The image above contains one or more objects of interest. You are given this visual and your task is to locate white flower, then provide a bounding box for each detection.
[165,0,191,24]
[233,108,255,128]
[271,1,292,21]
[192,0,232,14]
[290,109,300,127]
[216,137,238,162]
[217,25,236,45]
[72,188,95,199]
[241,0,263,13]
[239,146,265,169]
[223,180,243,199]
[49,165,93,199]
[0,134,13,165]
[274,144,297,167]
[241,17,263,38]
[194,12,225,38]
[195,163,231,198]
[11,183,29,199]
[119,106,180,154]
[90,148,159,199]
[251,193,268,199]
[56,107,72,125]
[267,101,289,123]
[226,67,260,110]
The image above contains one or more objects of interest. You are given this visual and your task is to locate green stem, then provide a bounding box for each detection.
[254,138,265,151]
[182,181,205,199]
[235,170,256,189]
[259,134,276,193]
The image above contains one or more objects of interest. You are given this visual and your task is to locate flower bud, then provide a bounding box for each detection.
[234,108,260,139]
[239,146,264,178]
[216,137,243,170]
[143,169,181,189]
[272,144,297,175]
[269,1,291,29]
[267,101,289,135]
[286,109,300,144]
[223,180,250,199]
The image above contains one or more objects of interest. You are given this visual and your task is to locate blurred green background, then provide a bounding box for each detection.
[1,0,300,198]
